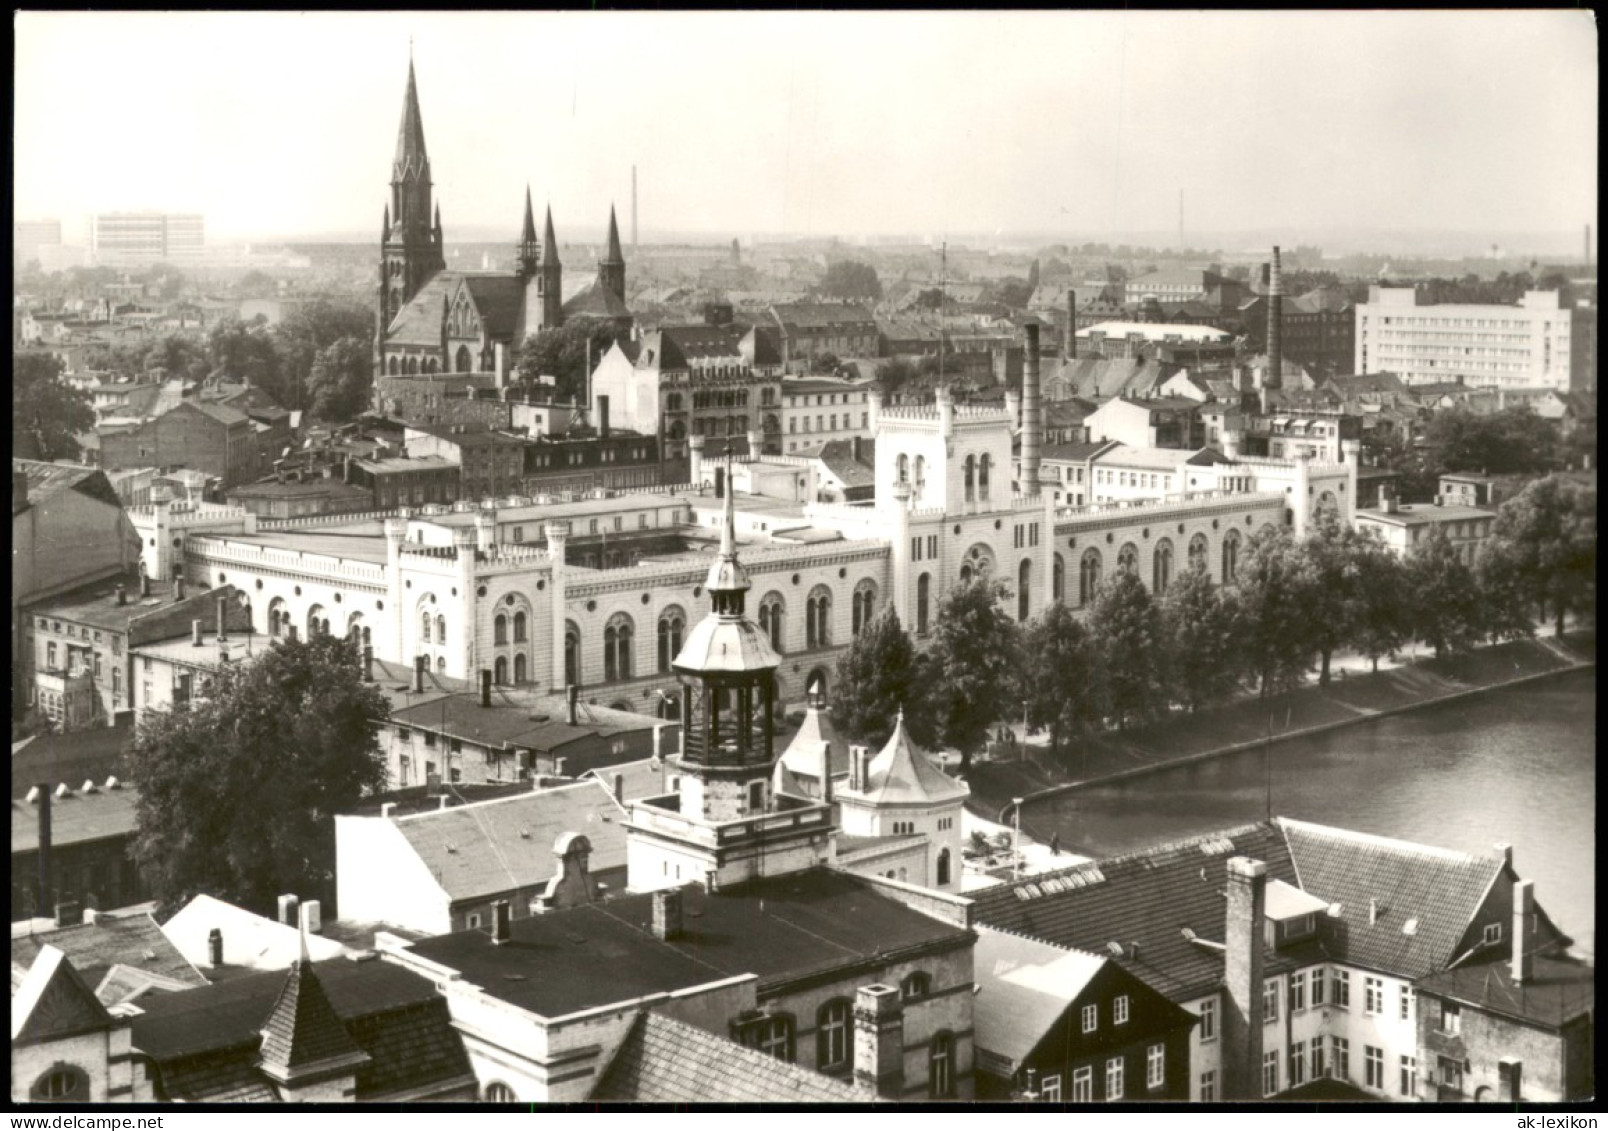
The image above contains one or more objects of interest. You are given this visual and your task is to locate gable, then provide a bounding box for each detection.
[12,947,115,1047]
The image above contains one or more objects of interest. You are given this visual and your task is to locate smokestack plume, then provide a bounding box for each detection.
[1266,246,1284,394]
[1022,323,1042,496]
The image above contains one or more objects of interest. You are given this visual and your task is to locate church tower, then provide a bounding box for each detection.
[625,466,835,891]
[597,204,626,304]
[539,205,564,329]
[379,57,445,333]
[515,187,540,280]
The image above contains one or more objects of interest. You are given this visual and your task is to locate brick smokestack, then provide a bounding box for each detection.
[1022,323,1042,497]
[1266,246,1283,394]
[852,984,905,1099]
[1065,289,1077,359]
[1511,878,1535,983]
[1223,856,1266,1100]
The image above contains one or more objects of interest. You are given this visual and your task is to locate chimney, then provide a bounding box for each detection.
[414,655,426,693]
[217,597,228,643]
[1066,289,1077,359]
[1267,246,1284,394]
[298,899,322,936]
[207,926,224,967]
[140,572,151,599]
[1511,879,1534,983]
[1494,843,1513,869]
[612,772,624,804]
[54,900,83,928]
[1223,856,1267,1101]
[343,453,353,484]
[116,584,127,607]
[380,802,396,819]
[36,783,52,917]
[363,645,374,682]
[852,984,905,1099]
[493,899,513,944]
[848,745,867,791]
[652,888,683,940]
[1022,323,1042,496]
[688,434,706,488]
[480,668,492,708]
[566,684,578,726]
[598,394,611,440]
[277,893,300,927]
[193,619,204,647]
[12,470,26,511]
[1369,898,1379,925]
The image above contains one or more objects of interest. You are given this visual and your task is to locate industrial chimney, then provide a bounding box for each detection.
[1266,246,1284,398]
[1022,323,1042,497]
[1065,289,1077,360]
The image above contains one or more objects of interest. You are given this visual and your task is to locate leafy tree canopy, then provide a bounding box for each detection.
[13,350,92,461]
[1159,562,1243,710]
[307,336,374,424]
[831,609,934,749]
[818,260,883,303]
[1085,570,1167,729]
[1018,601,1102,755]
[924,579,1022,768]
[1479,475,1596,636]
[1421,405,1558,477]
[515,322,622,405]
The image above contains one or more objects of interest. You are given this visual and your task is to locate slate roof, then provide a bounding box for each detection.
[1416,955,1594,1030]
[258,957,367,1072]
[1047,357,1174,400]
[384,273,456,346]
[11,912,204,994]
[387,780,628,904]
[406,869,974,1017]
[592,1011,878,1103]
[461,274,527,342]
[771,302,878,333]
[638,324,745,369]
[841,712,968,807]
[973,926,1106,1069]
[12,786,140,854]
[563,280,633,321]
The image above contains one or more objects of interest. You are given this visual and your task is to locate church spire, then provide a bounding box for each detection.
[521,187,538,246]
[598,204,627,302]
[603,205,624,266]
[517,187,539,279]
[393,56,429,178]
[542,205,561,271]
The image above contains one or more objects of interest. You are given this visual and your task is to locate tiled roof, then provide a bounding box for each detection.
[592,1011,878,1103]
[258,957,367,1071]
[11,787,139,854]
[186,399,251,427]
[1047,358,1174,400]
[11,912,203,994]
[969,822,1300,1002]
[1277,818,1509,980]
[1416,955,1594,1030]
[639,324,745,369]
[389,780,627,904]
[973,926,1106,1070]
[1042,440,1116,463]
[10,721,132,800]
[771,302,877,332]
[815,438,876,489]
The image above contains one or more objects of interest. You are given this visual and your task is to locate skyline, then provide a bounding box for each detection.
[14,11,1598,255]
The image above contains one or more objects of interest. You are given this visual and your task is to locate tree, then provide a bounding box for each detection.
[1347,532,1414,671]
[1421,405,1558,477]
[1406,526,1485,660]
[13,351,93,461]
[1085,571,1167,729]
[874,358,915,395]
[924,580,1021,770]
[1235,527,1316,697]
[307,336,374,424]
[913,287,947,311]
[126,633,389,916]
[818,260,882,303]
[1297,515,1365,686]
[1479,476,1597,636]
[1159,562,1243,710]
[994,279,1034,309]
[1018,602,1102,760]
[831,608,933,749]
[1026,259,1041,293]
[515,321,622,405]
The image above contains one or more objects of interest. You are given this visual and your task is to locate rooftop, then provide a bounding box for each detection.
[12,784,139,854]
[11,911,204,996]
[972,926,1106,1070]
[387,687,661,751]
[1354,503,1498,527]
[1416,954,1594,1030]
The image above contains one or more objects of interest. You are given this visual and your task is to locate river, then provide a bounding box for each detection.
[1025,668,1596,955]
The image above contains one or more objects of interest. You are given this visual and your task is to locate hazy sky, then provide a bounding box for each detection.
[14,11,1598,245]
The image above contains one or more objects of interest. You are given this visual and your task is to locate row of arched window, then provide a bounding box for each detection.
[383,345,480,377]
[739,993,955,1097]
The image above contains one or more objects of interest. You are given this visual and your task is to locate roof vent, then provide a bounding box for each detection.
[105,776,120,790]
[519,828,531,839]
[1181,927,1197,941]
[1106,941,1124,957]
[446,842,457,854]
[1402,918,1419,936]
[25,786,40,804]
[81,780,98,794]
[55,783,71,799]
[1327,902,1344,918]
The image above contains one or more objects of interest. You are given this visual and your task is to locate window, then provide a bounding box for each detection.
[1309,1039,1325,1082]
[817,1000,851,1071]
[31,1067,87,1101]
[929,1032,956,1099]
[1365,1046,1384,1090]
[483,1081,516,1103]
[1262,1050,1280,1097]
[1072,1066,1093,1103]
[1263,978,1280,1024]
[1365,976,1384,1015]
[495,614,508,645]
[1082,1003,1098,1033]
[901,972,931,1000]
[1399,985,1413,1021]
[1114,995,1130,1025]
[1198,1070,1216,1103]
[1483,922,1502,945]
[1399,1055,1417,1098]
[1289,970,1306,1012]
[1310,967,1326,1007]
[1146,1044,1165,1089]
[747,780,765,812]
[603,614,634,682]
[1438,1000,1460,1035]
[1290,1040,1306,1087]
[1198,998,1216,1041]
[1105,1057,1124,1101]
[1330,1037,1350,1081]
[1330,968,1350,1009]
[936,848,952,886]
[741,1015,795,1063]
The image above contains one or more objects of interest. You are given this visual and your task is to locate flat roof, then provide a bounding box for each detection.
[428,491,690,526]
[219,530,389,564]
[1354,503,1497,526]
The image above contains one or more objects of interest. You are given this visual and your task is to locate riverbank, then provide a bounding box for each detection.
[966,629,1595,821]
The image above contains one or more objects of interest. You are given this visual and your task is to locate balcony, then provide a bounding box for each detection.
[631,792,831,850]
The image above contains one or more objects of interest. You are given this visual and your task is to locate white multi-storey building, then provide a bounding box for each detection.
[1354,288,1584,390]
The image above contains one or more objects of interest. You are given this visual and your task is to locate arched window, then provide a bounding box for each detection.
[387,356,400,376]
[1222,528,1242,584]
[1153,538,1174,595]
[483,1082,516,1104]
[494,614,508,646]
[307,605,330,637]
[916,573,932,636]
[1117,543,1139,576]
[929,1032,956,1099]
[564,621,581,687]
[436,615,446,645]
[979,454,992,502]
[902,972,932,1000]
[513,653,527,684]
[437,656,447,672]
[1188,533,1209,574]
[806,586,832,649]
[657,606,686,673]
[897,454,910,486]
[30,1066,88,1102]
[455,345,472,373]
[268,597,288,637]
[914,455,927,495]
[513,611,527,643]
[960,543,994,587]
[1079,548,1103,606]
[758,593,785,654]
[1053,553,1066,603]
[740,1015,796,1063]
[494,655,508,685]
[421,610,432,644]
[817,999,852,1072]
[964,454,976,502]
[851,580,877,635]
[937,847,952,886]
[806,668,829,701]
[604,614,635,682]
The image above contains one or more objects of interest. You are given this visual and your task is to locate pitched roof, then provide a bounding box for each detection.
[592,1011,878,1103]
[461,274,527,342]
[562,280,633,321]
[841,712,968,807]
[13,459,121,513]
[814,438,876,489]
[388,780,628,904]
[384,272,456,345]
[258,954,368,1073]
[1277,818,1512,980]
[1046,357,1174,400]
[771,302,877,333]
[973,926,1105,1069]
[10,720,132,800]
[393,58,429,174]
[639,324,745,369]
[161,894,350,974]
[11,911,204,995]
[11,785,139,854]
[11,945,115,1047]
[778,703,851,782]
[1416,955,1594,1030]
